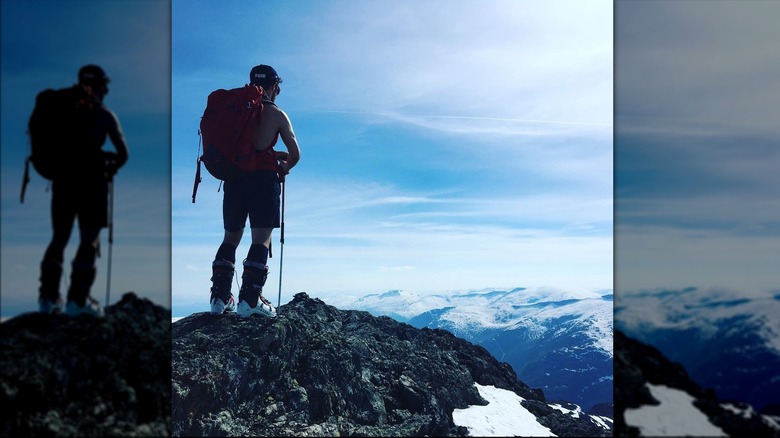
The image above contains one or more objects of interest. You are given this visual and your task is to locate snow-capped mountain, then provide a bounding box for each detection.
[615,287,780,414]
[331,286,613,411]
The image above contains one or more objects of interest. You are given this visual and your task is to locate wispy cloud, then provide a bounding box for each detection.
[324,111,610,127]
[380,266,416,272]
[323,110,611,139]
[290,2,612,126]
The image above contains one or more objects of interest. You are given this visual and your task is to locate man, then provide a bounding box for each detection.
[38,64,129,317]
[210,64,301,317]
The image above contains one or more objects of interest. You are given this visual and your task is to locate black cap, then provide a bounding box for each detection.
[249,64,282,85]
[78,64,110,85]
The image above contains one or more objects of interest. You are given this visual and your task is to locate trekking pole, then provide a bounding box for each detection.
[277,180,285,308]
[105,177,114,307]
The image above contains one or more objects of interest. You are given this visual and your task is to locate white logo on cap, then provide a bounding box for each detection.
[254,73,267,79]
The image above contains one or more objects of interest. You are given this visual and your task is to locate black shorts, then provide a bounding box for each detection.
[222,170,280,232]
[51,177,109,230]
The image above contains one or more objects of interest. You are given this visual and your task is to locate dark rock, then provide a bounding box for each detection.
[764,403,780,416]
[588,402,613,418]
[172,292,610,436]
[0,292,171,437]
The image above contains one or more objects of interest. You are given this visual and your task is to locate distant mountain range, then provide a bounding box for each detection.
[615,287,780,414]
[330,286,613,411]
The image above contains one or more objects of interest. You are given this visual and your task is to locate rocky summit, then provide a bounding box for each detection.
[172,292,610,437]
[0,292,171,437]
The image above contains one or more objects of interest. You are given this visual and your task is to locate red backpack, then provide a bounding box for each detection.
[192,84,280,202]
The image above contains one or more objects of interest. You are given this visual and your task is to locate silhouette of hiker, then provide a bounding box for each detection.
[37,65,128,316]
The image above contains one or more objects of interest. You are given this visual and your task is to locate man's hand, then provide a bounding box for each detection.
[102,151,120,178]
[279,160,291,175]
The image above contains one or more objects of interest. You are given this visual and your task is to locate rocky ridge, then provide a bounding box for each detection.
[172,292,611,436]
[615,329,780,437]
[0,292,171,437]
[335,287,613,410]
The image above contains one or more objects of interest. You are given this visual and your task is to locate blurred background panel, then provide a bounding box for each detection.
[1,0,172,318]
[614,0,780,431]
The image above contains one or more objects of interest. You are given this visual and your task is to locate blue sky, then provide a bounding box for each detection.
[1,0,171,318]
[172,1,613,316]
[615,1,780,297]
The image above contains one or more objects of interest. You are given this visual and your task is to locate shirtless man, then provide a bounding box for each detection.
[209,64,301,317]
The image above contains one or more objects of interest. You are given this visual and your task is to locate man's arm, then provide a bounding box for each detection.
[106,109,129,169]
[277,110,300,175]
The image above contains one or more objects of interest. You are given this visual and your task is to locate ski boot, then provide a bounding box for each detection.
[210,259,236,314]
[237,260,275,317]
[38,259,64,314]
[65,262,104,317]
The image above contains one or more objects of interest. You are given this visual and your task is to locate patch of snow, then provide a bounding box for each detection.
[763,414,780,431]
[589,415,613,430]
[624,383,727,437]
[548,402,611,430]
[721,403,754,419]
[548,403,582,418]
[453,383,556,437]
